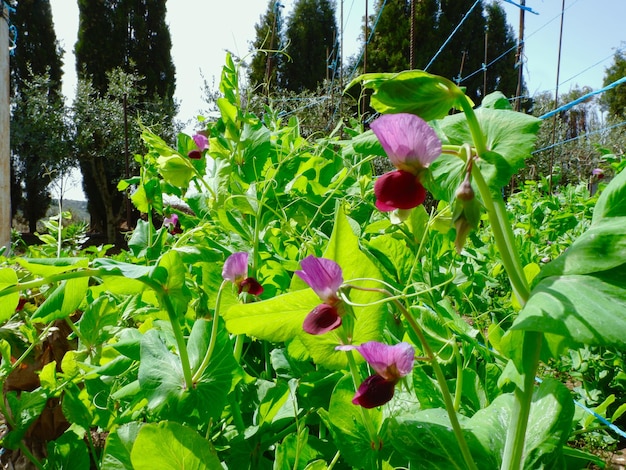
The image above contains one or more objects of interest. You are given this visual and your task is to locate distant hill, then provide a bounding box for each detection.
[47,199,89,223]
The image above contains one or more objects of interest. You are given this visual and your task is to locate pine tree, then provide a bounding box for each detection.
[281,0,338,92]
[10,0,67,232]
[601,46,626,119]
[248,0,285,93]
[363,0,519,105]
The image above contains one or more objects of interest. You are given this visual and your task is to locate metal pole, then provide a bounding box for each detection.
[548,0,566,194]
[0,3,11,252]
[514,0,525,111]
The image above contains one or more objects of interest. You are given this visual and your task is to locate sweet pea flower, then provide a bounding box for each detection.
[188,132,209,159]
[592,168,605,179]
[222,252,263,296]
[163,213,182,234]
[295,256,344,335]
[370,113,441,213]
[337,341,415,408]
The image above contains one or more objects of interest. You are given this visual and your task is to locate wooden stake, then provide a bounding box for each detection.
[0,4,11,253]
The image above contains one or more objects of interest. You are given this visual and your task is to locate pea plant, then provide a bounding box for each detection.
[0,53,624,469]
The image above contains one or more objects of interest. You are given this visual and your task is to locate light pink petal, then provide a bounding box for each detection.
[295,256,343,302]
[355,341,415,380]
[193,133,209,150]
[370,113,441,171]
[163,213,179,228]
[222,252,249,283]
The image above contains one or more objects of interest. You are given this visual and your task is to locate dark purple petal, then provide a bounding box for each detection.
[370,113,441,171]
[295,256,343,302]
[374,170,426,211]
[352,374,396,408]
[239,277,264,296]
[222,252,249,283]
[302,304,342,335]
[354,341,415,380]
[188,149,202,159]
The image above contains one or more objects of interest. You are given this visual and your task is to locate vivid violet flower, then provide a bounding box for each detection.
[163,213,182,234]
[295,256,344,335]
[222,252,263,296]
[337,341,415,408]
[188,132,209,159]
[370,113,441,213]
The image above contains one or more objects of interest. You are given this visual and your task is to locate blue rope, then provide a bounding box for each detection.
[424,0,482,72]
[533,119,626,154]
[539,76,626,120]
[2,1,17,55]
[535,377,626,439]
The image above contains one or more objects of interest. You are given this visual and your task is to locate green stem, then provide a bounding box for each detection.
[453,341,463,412]
[233,334,244,364]
[160,293,193,390]
[0,269,101,298]
[457,92,541,470]
[192,280,227,383]
[400,303,478,470]
[345,349,381,448]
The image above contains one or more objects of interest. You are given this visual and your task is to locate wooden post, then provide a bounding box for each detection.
[0,3,11,253]
[514,0,525,111]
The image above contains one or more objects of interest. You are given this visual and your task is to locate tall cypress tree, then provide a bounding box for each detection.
[10,0,67,232]
[281,0,338,92]
[248,0,285,92]
[74,0,176,240]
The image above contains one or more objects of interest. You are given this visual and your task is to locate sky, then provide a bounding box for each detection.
[46,0,625,199]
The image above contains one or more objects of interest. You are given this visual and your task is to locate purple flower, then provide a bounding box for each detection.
[188,132,209,159]
[337,341,415,408]
[592,168,604,179]
[222,252,263,296]
[370,113,441,212]
[295,256,344,335]
[163,213,182,234]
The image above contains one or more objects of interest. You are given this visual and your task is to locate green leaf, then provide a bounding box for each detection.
[512,268,626,347]
[151,250,192,318]
[31,277,89,323]
[62,382,94,429]
[157,154,195,191]
[224,205,385,369]
[318,375,384,468]
[468,379,574,469]
[592,166,626,221]
[350,70,465,120]
[389,408,484,470]
[46,430,90,470]
[16,257,89,277]
[130,421,222,470]
[274,428,321,470]
[2,389,49,449]
[0,268,19,323]
[101,422,143,470]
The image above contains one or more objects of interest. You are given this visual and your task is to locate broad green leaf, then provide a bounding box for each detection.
[130,421,221,470]
[224,205,386,370]
[31,277,89,323]
[389,408,485,470]
[222,288,320,342]
[468,378,574,469]
[349,70,465,120]
[318,375,384,468]
[61,382,94,429]
[0,268,19,322]
[137,329,186,415]
[157,154,195,191]
[101,422,143,470]
[2,389,49,449]
[150,250,192,318]
[592,166,626,222]
[16,257,88,277]
[512,268,626,347]
[46,431,90,470]
[78,295,119,348]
